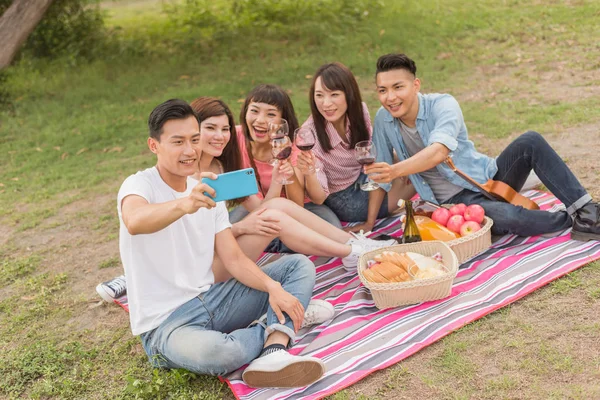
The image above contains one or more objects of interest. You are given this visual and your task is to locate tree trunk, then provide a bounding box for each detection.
[0,0,55,70]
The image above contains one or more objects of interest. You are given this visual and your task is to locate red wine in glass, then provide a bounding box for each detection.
[296,144,315,151]
[276,146,292,160]
[293,127,319,173]
[355,140,379,191]
[356,156,375,165]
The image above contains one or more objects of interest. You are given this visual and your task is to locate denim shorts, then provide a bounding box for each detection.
[324,173,389,222]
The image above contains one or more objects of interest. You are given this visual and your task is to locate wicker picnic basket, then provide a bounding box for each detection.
[446,216,494,263]
[358,241,459,309]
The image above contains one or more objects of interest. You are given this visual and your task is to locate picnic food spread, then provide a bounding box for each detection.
[398,200,487,241]
[363,251,447,283]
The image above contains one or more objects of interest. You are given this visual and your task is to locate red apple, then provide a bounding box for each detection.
[431,207,452,227]
[446,215,465,233]
[464,204,485,224]
[449,203,467,216]
[460,220,482,236]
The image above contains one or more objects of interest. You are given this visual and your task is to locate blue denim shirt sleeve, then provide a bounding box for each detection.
[426,95,463,152]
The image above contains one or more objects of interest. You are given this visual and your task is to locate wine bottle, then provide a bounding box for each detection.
[401,200,422,244]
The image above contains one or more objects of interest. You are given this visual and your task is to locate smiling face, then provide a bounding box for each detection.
[244,101,283,145]
[376,68,421,125]
[199,114,231,158]
[148,116,201,189]
[313,76,348,128]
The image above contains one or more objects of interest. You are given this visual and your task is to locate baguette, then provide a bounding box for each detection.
[375,251,411,273]
[370,261,411,282]
[362,266,388,283]
[374,251,396,263]
[398,253,421,277]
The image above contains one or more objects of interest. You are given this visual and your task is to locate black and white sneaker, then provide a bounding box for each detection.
[96,275,127,302]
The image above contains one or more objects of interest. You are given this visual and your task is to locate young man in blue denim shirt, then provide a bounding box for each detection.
[361,53,599,240]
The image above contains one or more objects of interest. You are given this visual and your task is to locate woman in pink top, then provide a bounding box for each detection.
[230,84,343,238]
[295,63,413,233]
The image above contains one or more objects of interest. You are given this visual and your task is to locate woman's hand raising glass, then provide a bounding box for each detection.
[271,137,294,185]
[293,127,319,174]
[355,140,379,191]
[267,119,289,166]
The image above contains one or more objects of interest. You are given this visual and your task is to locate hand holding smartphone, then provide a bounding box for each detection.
[200,168,259,202]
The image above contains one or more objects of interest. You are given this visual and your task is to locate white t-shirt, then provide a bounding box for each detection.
[117,167,231,335]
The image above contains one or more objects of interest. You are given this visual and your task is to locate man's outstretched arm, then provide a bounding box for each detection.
[367,142,450,184]
[122,172,218,235]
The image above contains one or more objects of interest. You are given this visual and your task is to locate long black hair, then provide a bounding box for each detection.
[309,62,370,152]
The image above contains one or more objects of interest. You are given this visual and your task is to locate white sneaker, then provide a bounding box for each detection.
[252,299,335,329]
[341,237,397,271]
[95,275,126,302]
[347,230,397,248]
[346,230,371,245]
[242,350,325,388]
[301,299,334,329]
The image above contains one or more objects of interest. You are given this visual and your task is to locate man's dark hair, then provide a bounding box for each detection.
[148,99,196,140]
[376,53,417,76]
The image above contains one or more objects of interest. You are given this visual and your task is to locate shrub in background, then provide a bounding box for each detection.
[164,0,385,48]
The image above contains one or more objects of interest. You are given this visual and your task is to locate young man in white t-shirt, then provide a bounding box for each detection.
[118,99,325,388]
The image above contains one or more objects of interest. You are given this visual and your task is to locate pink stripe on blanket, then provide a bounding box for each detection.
[224,191,600,400]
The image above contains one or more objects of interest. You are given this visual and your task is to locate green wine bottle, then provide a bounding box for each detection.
[401,200,423,244]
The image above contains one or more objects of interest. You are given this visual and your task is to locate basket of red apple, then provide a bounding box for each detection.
[358,241,459,309]
[398,200,493,263]
[431,203,493,263]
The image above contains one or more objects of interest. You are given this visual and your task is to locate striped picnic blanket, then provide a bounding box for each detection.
[220,191,600,400]
[113,191,600,399]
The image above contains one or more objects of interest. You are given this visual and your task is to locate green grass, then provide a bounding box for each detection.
[0,255,39,285]
[99,256,121,269]
[2,0,599,232]
[1,0,600,398]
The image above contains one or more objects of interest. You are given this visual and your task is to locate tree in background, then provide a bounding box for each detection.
[0,0,104,69]
[0,0,55,69]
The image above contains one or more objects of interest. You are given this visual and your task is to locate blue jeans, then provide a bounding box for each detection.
[445,131,592,236]
[324,173,389,222]
[139,254,315,376]
[228,202,342,253]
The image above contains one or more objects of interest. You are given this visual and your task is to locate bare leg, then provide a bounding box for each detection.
[212,208,352,282]
[386,151,416,212]
[261,198,351,243]
[387,177,417,213]
[238,209,351,257]
[264,330,290,347]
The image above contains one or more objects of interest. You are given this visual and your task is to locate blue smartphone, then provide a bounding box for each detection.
[201,168,259,203]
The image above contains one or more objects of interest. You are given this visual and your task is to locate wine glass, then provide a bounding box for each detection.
[271,137,294,185]
[293,127,319,173]
[268,119,289,140]
[267,119,289,165]
[355,140,379,191]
